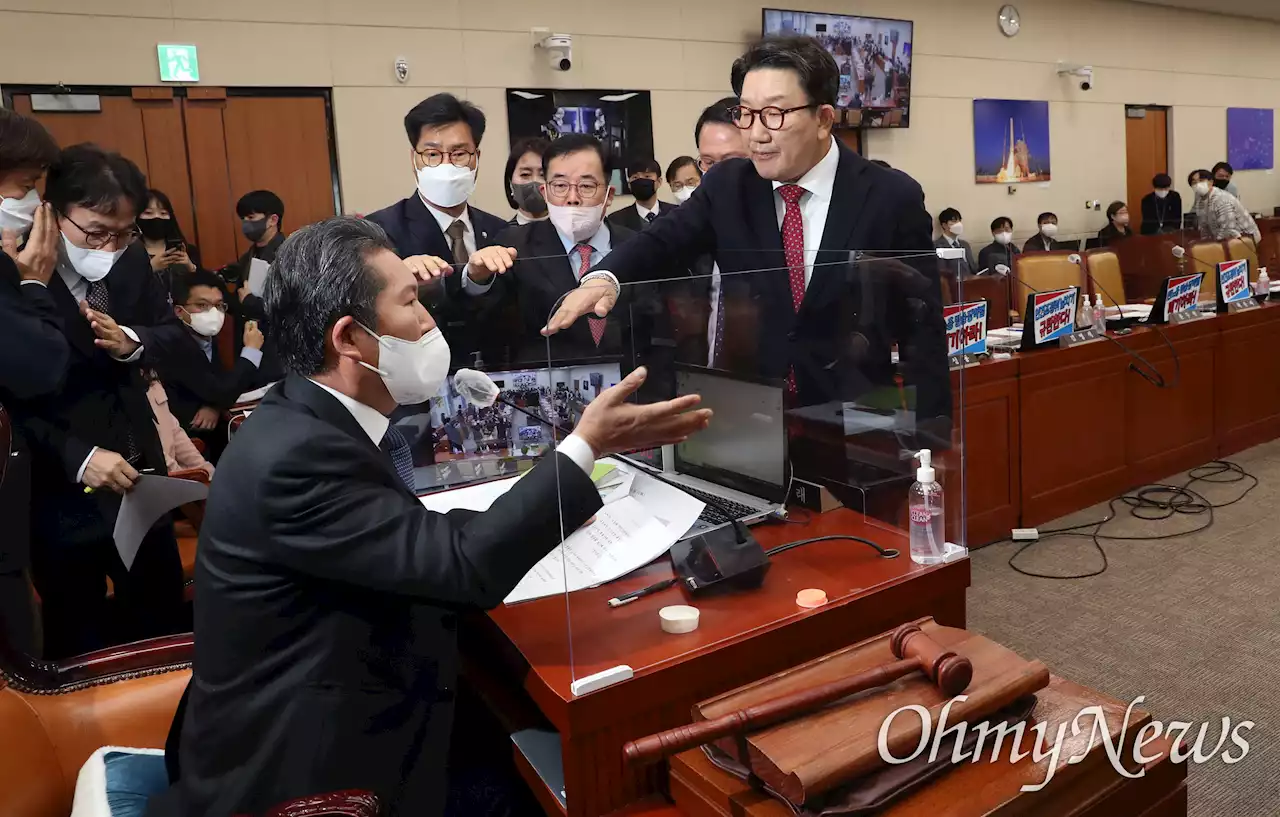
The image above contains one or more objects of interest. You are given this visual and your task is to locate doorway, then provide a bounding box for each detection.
[1125,106,1170,215]
[4,85,340,270]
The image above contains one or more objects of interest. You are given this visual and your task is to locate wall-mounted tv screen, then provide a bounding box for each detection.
[762,9,914,129]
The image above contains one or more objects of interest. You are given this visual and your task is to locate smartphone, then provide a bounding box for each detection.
[165,237,185,252]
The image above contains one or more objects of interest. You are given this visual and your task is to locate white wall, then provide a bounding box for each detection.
[2,0,1279,243]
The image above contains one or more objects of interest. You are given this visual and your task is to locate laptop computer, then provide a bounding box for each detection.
[621,365,789,538]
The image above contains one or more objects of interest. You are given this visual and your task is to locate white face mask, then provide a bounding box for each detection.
[548,201,606,244]
[673,187,695,204]
[415,162,477,209]
[185,308,226,338]
[948,221,964,238]
[357,324,451,406]
[994,231,1013,246]
[1039,223,1058,239]
[1194,181,1212,197]
[1154,189,1170,200]
[0,189,40,232]
[62,233,125,283]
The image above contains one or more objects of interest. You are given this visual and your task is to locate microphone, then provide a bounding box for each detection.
[453,368,500,408]
[1066,254,1175,388]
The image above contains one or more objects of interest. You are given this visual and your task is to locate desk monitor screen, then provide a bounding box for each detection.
[674,367,788,503]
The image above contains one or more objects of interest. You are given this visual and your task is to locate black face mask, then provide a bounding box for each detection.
[137,217,171,241]
[629,179,657,201]
[242,219,269,242]
[1214,178,1230,190]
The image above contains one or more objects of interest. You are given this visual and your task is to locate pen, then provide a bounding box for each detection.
[607,577,679,608]
[84,456,150,494]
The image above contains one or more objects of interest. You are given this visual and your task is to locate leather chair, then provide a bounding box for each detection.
[1083,249,1126,306]
[1226,235,1259,281]
[1189,239,1228,297]
[1010,251,1086,321]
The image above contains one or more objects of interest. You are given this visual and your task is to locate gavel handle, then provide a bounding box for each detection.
[624,657,920,765]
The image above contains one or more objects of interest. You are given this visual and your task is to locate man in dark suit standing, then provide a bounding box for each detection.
[541,36,950,428]
[0,108,66,656]
[149,216,710,817]
[366,93,508,369]
[12,144,188,657]
[229,190,286,385]
[608,157,678,232]
[155,270,265,461]
[464,134,639,366]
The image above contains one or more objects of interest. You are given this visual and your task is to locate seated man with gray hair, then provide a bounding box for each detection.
[149,216,712,817]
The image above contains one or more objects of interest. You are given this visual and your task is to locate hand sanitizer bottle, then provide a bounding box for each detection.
[908,450,945,565]
[1092,294,1106,334]
[1256,267,1270,301]
[1078,299,1093,329]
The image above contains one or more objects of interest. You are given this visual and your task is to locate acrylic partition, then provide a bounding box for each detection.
[484,248,971,701]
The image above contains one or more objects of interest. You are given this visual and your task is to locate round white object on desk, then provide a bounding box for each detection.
[659,605,700,634]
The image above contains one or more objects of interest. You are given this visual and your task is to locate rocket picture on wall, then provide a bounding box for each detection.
[973,99,1051,184]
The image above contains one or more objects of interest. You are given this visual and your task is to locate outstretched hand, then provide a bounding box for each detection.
[573,367,712,456]
[542,278,618,336]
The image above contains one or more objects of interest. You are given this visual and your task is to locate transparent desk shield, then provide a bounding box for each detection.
[468,247,972,699]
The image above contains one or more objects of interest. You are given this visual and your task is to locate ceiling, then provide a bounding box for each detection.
[1130,0,1280,22]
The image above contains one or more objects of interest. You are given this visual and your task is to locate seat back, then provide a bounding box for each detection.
[1084,249,1126,306]
[1011,251,1085,320]
[1189,240,1228,296]
[1226,235,1259,281]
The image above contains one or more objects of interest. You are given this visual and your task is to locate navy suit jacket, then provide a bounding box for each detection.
[366,194,507,368]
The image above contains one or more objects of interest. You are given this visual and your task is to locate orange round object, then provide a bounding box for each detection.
[796,588,827,608]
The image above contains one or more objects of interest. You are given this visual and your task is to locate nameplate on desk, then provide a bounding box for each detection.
[1229,298,1261,313]
[789,477,844,513]
[1171,308,1211,324]
[948,353,981,370]
[1059,326,1104,349]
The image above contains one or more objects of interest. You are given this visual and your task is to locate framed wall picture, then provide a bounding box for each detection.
[973,99,1051,184]
[1227,107,1274,171]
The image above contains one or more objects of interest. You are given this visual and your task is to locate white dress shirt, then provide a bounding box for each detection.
[514,211,547,226]
[308,379,597,477]
[706,263,722,367]
[635,201,660,222]
[770,136,839,287]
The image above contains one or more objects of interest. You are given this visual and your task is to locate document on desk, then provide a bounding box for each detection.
[114,475,210,570]
[246,257,271,297]
[234,382,276,405]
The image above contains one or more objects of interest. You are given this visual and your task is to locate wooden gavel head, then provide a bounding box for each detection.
[889,623,973,696]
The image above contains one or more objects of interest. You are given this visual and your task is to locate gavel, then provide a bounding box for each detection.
[623,622,972,765]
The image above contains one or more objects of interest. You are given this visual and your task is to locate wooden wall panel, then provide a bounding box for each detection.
[181,98,240,270]
[12,94,150,181]
[136,98,196,245]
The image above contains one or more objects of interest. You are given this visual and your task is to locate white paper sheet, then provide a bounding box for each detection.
[1104,304,1153,318]
[234,382,275,405]
[246,257,271,297]
[418,474,522,514]
[114,475,210,570]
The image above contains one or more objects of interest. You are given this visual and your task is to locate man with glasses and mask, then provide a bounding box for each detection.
[367,93,508,369]
[154,270,265,461]
[541,36,950,442]
[12,143,187,657]
[464,134,640,364]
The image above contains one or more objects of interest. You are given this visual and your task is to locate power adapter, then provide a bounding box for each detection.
[1012,528,1040,541]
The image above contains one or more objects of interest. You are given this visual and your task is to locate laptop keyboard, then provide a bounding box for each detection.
[676,483,761,525]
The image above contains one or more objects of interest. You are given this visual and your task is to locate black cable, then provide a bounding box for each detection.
[1005,459,1258,580]
[766,534,899,559]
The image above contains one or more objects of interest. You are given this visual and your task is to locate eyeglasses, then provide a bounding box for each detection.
[60,212,141,249]
[183,302,229,314]
[416,148,477,168]
[729,104,816,131]
[669,181,699,193]
[546,180,603,199]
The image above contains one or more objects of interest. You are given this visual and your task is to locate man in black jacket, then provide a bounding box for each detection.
[366,93,508,369]
[1140,173,1183,235]
[13,144,188,657]
[148,216,710,817]
[230,189,286,384]
[0,108,66,656]
[607,157,678,232]
[155,270,265,461]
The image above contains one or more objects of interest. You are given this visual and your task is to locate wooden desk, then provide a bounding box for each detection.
[954,357,1020,545]
[472,511,970,817]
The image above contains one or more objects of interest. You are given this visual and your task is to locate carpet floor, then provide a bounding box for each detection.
[967,439,1280,817]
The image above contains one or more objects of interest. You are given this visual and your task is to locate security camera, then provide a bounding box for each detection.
[537,34,573,71]
[1056,63,1093,91]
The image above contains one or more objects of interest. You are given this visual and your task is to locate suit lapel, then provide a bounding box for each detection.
[530,221,578,297]
[49,270,97,358]
[805,144,873,312]
[406,194,450,261]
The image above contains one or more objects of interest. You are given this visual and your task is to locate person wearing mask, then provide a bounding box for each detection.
[229,190,286,385]
[1213,161,1241,201]
[608,157,677,231]
[154,270,265,462]
[978,217,1019,275]
[933,207,977,276]
[504,136,549,226]
[1140,174,1182,235]
[1023,212,1059,253]
[14,143,188,658]
[149,216,711,817]
[0,108,67,657]
[666,156,701,204]
[366,93,508,369]
[139,189,199,284]
[538,36,950,430]
[1097,201,1134,243]
[145,373,215,481]
[695,96,749,173]
[464,134,639,363]
[1190,168,1260,243]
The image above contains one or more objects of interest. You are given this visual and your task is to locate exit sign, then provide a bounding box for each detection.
[157,44,199,82]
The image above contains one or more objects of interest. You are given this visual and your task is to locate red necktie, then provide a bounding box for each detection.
[778,184,807,392]
[575,244,607,347]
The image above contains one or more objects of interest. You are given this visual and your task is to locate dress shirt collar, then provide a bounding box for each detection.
[771,136,839,203]
[421,193,472,238]
[515,211,547,225]
[636,200,660,220]
[307,379,390,446]
[192,329,213,359]
[553,218,612,258]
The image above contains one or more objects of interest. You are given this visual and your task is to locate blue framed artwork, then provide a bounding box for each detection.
[974,99,1051,184]
[1227,108,1273,171]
